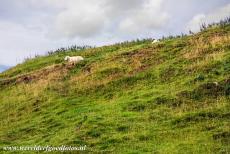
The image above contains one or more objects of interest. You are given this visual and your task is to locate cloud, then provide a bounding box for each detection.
[118,0,169,35]
[46,0,169,39]
[49,0,107,38]
[0,0,170,41]
[186,3,230,32]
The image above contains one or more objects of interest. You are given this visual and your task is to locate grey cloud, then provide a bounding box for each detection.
[118,0,169,35]
[103,0,144,15]
[49,0,107,38]
[48,0,169,38]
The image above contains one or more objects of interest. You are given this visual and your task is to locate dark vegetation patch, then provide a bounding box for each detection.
[86,129,102,138]
[194,74,205,82]
[213,131,230,144]
[173,111,230,127]
[224,78,230,96]
[202,125,216,131]
[138,134,152,141]
[100,138,122,146]
[18,126,38,135]
[116,125,129,132]
[148,112,166,121]
[67,138,87,146]
[178,80,230,100]
[31,97,44,112]
[122,100,149,112]
[4,130,20,142]
[196,82,225,97]
[154,95,183,108]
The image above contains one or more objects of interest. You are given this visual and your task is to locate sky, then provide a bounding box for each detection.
[0,0,230,67]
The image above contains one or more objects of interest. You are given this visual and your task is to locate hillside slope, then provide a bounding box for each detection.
[0,24,230,153]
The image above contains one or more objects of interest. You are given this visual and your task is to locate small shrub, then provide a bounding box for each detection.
[154,95,182,107]
[194,74,205,81]
[116,125,129,132]
[138,135,151,141]
[173,111,230,127]
[123,100,148,112]
[213,131,230,144]
[86,129,102,138]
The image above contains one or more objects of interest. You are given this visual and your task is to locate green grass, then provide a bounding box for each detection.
[0,24,230,153]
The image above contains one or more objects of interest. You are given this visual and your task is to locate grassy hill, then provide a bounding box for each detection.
[0,22,230,153]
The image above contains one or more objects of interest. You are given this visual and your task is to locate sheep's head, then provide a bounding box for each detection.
[64,56,70,61]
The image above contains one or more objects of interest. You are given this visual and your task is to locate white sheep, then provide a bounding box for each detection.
[152,39,160,44]
[64,56,84,65]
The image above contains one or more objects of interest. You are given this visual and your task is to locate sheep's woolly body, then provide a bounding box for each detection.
[64,56,84,65]
[152,39,160,44]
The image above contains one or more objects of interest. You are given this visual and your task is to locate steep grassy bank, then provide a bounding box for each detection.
[0,24,230,153]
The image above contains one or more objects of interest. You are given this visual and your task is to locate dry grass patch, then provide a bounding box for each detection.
[183,33,230,60]
[186,50,226,73]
